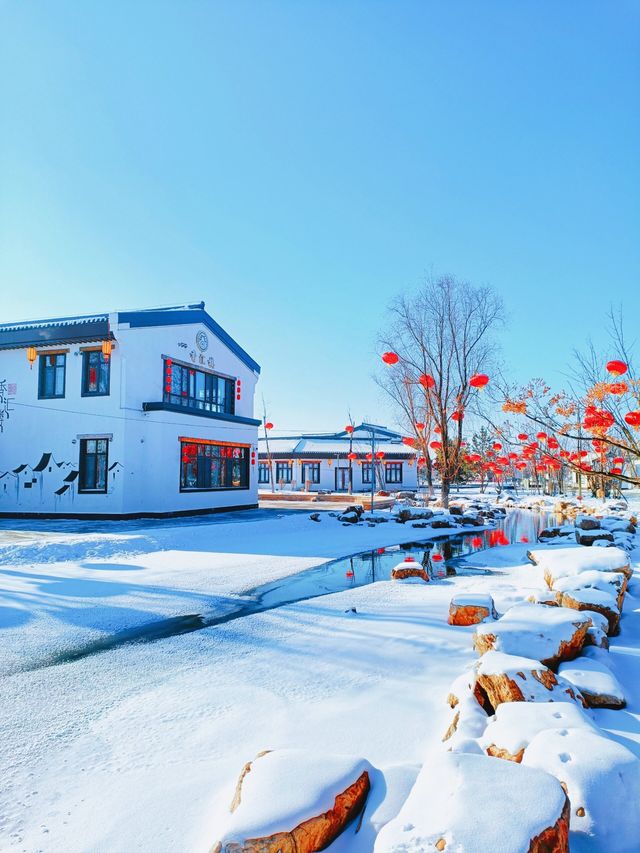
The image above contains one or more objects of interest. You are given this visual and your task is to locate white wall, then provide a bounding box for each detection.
[0,316,259,516]
[262,458,418,492]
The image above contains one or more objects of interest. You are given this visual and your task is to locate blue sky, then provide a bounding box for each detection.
[1,1,639,433]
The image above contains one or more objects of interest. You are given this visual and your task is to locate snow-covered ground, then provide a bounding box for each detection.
[1,499,639,852]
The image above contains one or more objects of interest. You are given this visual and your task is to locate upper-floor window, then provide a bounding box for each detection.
[38,353,66,399]
[82,351,110,396]
[79,438,109,493]
[385,462,403,484]
[163,359,235,415]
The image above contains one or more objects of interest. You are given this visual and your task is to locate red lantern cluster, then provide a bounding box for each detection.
[236,379,242,401]
[583,405,615,434]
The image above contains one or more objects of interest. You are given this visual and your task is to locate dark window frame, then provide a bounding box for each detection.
[385,462,403,484]
[78,438,109,494]
[179,439,250,492]
[301,462,320,484]
[361,463,372,484]
[258,463,271,484]
[81,350,111,397]
[163,359,235,416]
[38,353,66,399]
[275,462,293,484]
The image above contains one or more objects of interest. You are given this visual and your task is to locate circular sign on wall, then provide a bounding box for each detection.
[196,330,209,352]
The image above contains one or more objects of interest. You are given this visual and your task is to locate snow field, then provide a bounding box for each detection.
[1,498,640,851]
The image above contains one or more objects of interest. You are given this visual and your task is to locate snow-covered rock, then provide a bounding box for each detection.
[528,546,631,585]
[522,728,640,852]
[557,587,620,635]
[373,752,570,853]
[212,749,372,853]
[391,558,429,582]
[557,656,626,709]
[448,593,497,626]
[551,569,627,609]
[479,701,598,763]
[474,650,586,711]
[473,603,591,668]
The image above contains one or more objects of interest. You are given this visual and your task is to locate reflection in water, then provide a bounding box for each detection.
[38,508,559,670]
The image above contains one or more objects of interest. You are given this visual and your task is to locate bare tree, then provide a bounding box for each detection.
[378,274,503,507]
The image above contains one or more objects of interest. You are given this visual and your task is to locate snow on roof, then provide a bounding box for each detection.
[258,423,414,456]
[0,301,260,373]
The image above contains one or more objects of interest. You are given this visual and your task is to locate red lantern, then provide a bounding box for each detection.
[471,536,483,548]
[451,410,464,422]
[402,437,416,447]
[613,456,624,465]
[347,452,358,461]
[345,425,354,433]
[624,411,640,430]
[520,536,529,543]
[366,453,373,461]
[492,442,502,451]
[536,432,547,441]
[431,554,443,562]
[434,425,442,434]
[611,467,623,475]
[264,422,274,430]
[418,373,436,389]
[417,456,426,466]
[469,373,489,390]
[375,451,385,460]
[429,441,442,450]
[606,360,628,377]
[517,433,528,441]
[415,421,425,430]
[382,351,399,365]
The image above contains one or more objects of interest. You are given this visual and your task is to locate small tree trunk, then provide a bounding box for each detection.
[441,478,450,508]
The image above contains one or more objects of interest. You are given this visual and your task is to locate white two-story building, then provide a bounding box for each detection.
[0,302,261,518]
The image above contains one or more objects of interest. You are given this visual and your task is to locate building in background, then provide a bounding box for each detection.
[258,423,418,493]
[0,302,261,517]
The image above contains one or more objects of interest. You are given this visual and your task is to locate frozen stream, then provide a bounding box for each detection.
[33,507,558,669]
